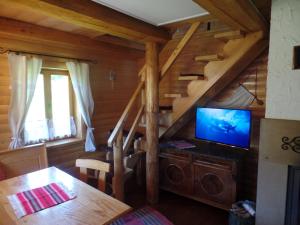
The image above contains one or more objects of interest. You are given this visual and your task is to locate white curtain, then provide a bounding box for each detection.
[66,61,96,152]
[8,53,42,149]
[24,117,77,145]
[207,85,255,108]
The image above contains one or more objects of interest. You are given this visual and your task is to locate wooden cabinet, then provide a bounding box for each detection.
[159,149,238,210]
[193,156,237,209]
[160,156,193,194]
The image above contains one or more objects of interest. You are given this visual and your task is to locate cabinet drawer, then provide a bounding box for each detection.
[193,162,236,207]
[159,157,193,195]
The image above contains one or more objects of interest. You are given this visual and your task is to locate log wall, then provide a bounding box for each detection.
[0,35,141,175]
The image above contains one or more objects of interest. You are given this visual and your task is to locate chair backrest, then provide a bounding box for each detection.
[75,159,110,192]
[0,144,48,179]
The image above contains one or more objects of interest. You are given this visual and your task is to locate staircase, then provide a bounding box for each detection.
[107,22,267,200]
[166,31,267,137]
[158,29,266,138]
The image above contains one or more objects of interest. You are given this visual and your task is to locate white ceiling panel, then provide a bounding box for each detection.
[91,0,208,26]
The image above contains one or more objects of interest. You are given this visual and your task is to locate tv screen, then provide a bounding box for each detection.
[195,107,251,149]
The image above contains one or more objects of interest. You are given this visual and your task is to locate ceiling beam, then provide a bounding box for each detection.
[95,35,145,51]
[193,0,268,34]
[1,0,170,43]
[0,17,144,60]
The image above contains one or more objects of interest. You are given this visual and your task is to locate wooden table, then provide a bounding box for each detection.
[0,167,131,225]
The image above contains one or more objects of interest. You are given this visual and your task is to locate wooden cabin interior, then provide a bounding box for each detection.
[0,0,299,225]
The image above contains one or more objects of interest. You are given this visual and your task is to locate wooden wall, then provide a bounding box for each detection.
[0,56,140,146]
[47,140,105,176]
[0,16,268,199]
[0,34,141,175]
[91,58,139,144]
[0,54,10,151]
[174,50,268,201]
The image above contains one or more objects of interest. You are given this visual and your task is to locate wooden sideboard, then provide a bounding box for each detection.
[159,145,241,210]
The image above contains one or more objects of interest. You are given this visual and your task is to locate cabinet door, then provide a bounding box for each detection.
[193,161,236,207]
[160,157,193,195]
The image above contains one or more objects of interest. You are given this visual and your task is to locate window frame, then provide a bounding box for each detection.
[24,67,80,145]
[41,69,75,124]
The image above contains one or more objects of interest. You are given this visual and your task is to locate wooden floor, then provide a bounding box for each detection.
[125,188,228,225]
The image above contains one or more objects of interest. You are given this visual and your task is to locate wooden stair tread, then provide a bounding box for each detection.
[164,93,184,98]
[214,30,245,41]
[178,76,199,81]
[178,73,205,81]
[159,105,173,114]
[194,53,224,62]
[160,110,172,114]
[159,105,173,111]
[180,73,204,77]
[139,122,169,128]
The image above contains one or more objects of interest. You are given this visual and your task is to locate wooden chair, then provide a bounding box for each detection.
[75,159,110,192]
[0,144,48,179]
[106,150,145,183]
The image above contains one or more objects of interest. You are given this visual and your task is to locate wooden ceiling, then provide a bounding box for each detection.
[0,0,169,43]
[0,17,145,60]
[0,0,271,54]
[193,0,269,35]
[0,3,104,39]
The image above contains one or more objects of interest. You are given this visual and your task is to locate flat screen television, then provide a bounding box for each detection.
[195,107,251,149]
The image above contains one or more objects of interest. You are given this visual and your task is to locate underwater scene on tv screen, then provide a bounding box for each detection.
[196,108,251,148]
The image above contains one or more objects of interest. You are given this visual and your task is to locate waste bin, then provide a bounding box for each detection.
[229,201,255,225]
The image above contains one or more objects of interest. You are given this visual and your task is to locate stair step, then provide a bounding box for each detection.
[160,110,172,115]
[194,53,224,62]
[159,126,167,137]
[164,93,183,98]
[139,123,169,128]
[159,105,173,114]
[178,73,205,81]
[178,76,199,81]
[214,30,245,41]
[159,105,173,111]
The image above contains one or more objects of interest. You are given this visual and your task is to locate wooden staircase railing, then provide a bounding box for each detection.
[107,79,145,201]
[107,80,145,148]
[108,17,267,203]
[107,21,203,201]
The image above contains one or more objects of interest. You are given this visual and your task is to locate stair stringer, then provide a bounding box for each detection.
[161,31,267,138]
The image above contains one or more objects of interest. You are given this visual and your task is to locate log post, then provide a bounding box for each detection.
[145,42,159,204]
[113,130,124,201]
[134,139,144,187]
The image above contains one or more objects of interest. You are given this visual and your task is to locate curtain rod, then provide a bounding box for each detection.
[0,47,97,64]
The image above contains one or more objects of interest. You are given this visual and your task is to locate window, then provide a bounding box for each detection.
[24,70,76,145]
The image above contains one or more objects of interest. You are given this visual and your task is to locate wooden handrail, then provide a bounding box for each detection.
[109,22,201,202]
[123,105,144,154]
[160,21,201,78]
[138,22,201,79]
[109,22,201,148]
[107,81,145,147]
[138,65,146,77]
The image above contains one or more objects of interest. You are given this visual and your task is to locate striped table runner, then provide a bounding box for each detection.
[7,183,76,219]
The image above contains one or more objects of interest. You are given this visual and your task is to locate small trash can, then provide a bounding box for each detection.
[229,201,255,225]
